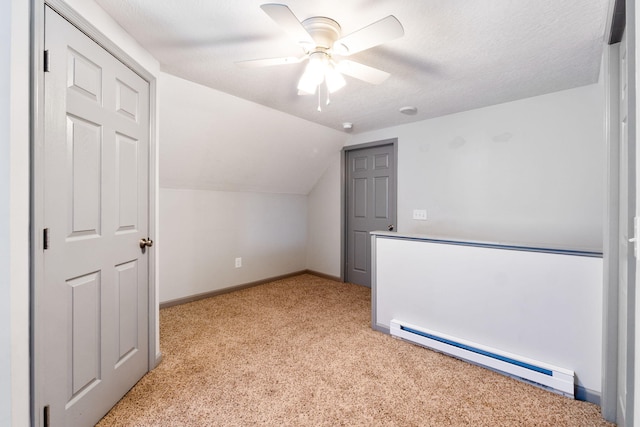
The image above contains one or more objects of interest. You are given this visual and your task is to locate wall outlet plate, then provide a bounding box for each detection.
[413,209,427,220]
[235,257,242,268]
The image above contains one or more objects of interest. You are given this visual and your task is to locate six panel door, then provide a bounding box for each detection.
[345,144,396,287]
[39,7,150,426]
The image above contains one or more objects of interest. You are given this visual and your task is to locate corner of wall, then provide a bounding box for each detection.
[306,151,342,277]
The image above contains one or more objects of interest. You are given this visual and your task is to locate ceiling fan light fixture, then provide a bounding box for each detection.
[297,52,327,95]
[325,63,346,93]
[297,74,318,95]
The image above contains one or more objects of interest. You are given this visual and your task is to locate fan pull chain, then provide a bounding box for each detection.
[317,84,322,112]
[326,82,331,106]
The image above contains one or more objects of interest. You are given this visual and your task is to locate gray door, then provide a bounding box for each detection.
[38,6,150,426]
[345,143,396,287]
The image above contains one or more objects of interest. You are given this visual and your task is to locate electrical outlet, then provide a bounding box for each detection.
[235,257,242,268]
[413,209,427,220]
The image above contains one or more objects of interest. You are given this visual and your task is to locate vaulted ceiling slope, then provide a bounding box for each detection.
[95,0,610,134]
[159,73,347,194]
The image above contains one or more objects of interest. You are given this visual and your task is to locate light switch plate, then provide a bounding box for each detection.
[413,209,427,220]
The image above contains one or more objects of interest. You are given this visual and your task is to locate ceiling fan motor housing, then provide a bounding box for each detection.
[301,17,341,51]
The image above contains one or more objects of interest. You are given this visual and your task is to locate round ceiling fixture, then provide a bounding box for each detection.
[399,106,418,115]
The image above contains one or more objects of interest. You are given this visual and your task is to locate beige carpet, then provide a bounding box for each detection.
[97,274,613,426]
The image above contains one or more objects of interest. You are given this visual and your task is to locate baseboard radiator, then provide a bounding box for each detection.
[390,319,575,398]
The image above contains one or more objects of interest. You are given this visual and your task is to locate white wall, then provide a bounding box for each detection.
[306,152,342,277]
[374,235,603,395]
[160,188,307,302]
[9,0,30,425]
[305,83,605,278]
[159,72,346,194]
[158,72,346,301]
[3,1,31,425]
[346,84,605,252]
[1,2,14,424]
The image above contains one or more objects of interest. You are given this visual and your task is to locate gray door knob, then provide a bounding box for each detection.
[388,224,394,231]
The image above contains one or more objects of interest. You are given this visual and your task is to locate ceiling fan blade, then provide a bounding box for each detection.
[260,4,315,46]
[236,56,306,68]
[334,15,404,56]
[336,60,390,85]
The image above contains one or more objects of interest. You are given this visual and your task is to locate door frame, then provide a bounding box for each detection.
[603,0,637,423]
[341,138,398,284]
[602,37,622,422]
[30,0,159,424]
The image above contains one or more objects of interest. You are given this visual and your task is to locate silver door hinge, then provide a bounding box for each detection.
[43,50,50,72]
[43,228,49,250]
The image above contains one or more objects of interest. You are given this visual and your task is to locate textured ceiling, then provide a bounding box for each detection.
[95,0,610,133]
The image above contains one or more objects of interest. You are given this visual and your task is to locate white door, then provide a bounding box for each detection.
[38,6,150,426]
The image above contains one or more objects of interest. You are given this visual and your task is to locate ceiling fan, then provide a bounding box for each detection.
[236,3,404,110]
